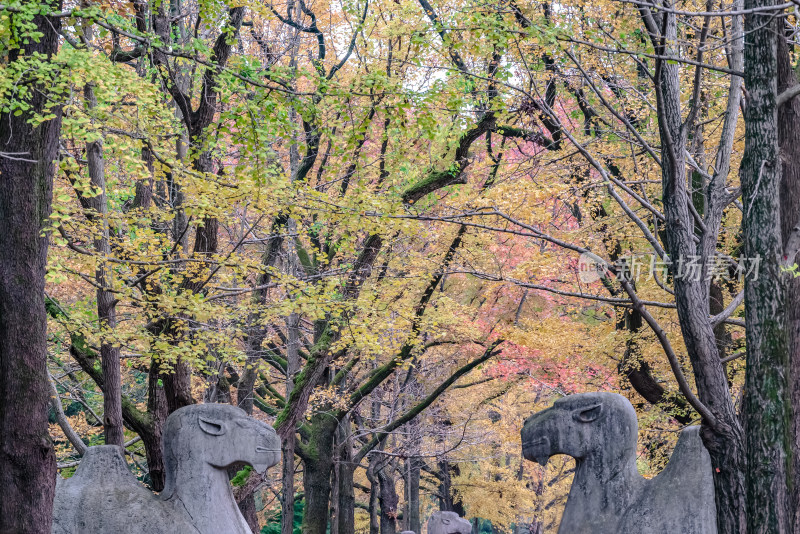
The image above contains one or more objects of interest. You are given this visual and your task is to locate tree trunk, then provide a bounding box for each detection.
[404,416,422,534]
[281,311,301,534]
[336,417,356,534]
[281,436,296,534]
[404,456,421,534]
[378,459,399,534]
[367,456,381,534]
[238,490,259,532]
[82,83,124,447]
[144,356,168,491]
[437,458,466,517]
[741,0,793,530]
[0,5,62,531]
[646,9,747,532]
[302,417,337,534]
[776,25,800,534]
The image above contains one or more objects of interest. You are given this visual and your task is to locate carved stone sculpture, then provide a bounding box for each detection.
[426,511,472,534]
[521,392,717,533]
[52,404,281,534]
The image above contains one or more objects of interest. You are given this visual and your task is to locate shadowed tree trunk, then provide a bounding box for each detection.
[0,4,63,532]
[437,457,466,517]
[282,312,300,534]
[776,23,800,534]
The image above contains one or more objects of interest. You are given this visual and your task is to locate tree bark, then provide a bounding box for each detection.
[378,459,399,534]
[437,458,466,517]
[282,312,300,534]
[741,0,793,530]
[404,456,421,533]
[776,24,800,534]
[336,416,356,534]
[144,356,168,490]
[301,416,337,534]
[0,5,62,531]
[367,457,381,534]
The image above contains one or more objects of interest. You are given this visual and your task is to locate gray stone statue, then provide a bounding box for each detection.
[52,404,281,534]
[521,392,717,533]
[426,511,472,534]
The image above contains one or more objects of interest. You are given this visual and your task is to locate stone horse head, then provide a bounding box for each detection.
[521,392,717,534]
[521,392,638,469]
[161,403,281,499]
[53,403,281,534]
[426,511,472,534]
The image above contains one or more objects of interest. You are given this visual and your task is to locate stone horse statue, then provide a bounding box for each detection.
[521,392,717,533]
[426,511,472,534]
[53,404,281,534]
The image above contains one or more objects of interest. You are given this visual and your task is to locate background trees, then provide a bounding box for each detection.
[2,0,800,532]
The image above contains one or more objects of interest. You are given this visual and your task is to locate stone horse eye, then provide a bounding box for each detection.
[198,416,226,435]
[571,403,603,423]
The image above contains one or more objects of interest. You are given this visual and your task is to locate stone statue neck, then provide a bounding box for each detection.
[559,449,643,534]
[166,460,251,534]
[577,447,639,484]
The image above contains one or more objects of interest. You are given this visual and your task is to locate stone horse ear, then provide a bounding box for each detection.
[198,416,226,436]
[572,403,603,423]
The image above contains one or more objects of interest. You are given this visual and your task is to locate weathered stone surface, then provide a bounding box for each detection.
[521,392,717,534]
[52,404,281,534]
[426,511,472,534]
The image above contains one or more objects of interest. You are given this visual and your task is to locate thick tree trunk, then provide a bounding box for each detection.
[776,26,800,534]
[437,458,466,516]
[0,6,62,532]
[741,1,793,531]
[302,417,337,534]
[281,435,297,534]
